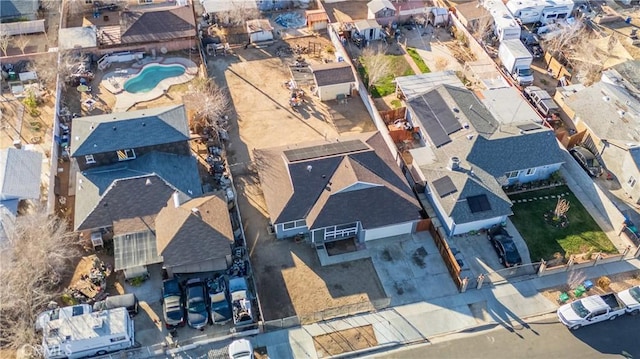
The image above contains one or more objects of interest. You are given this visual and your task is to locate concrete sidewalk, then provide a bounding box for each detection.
[250,257,640,359]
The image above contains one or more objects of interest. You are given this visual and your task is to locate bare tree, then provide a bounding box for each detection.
[183,77,230,131]
[13,34,30,55]
[470,15,494,43]
[0,31,10,57]
[28,51,89,91]
[221,0,260,26]
[360,45,392,91]
[0,205,81,349]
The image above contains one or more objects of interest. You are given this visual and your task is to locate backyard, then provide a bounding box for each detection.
[509,186,617,262]
[357,54,414,98]
[406,47,430,73]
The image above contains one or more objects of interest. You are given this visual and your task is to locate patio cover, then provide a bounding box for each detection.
[58,27,98,50]
[113,230,163,271]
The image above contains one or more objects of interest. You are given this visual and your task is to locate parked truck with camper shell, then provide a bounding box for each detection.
[499,39,534,86]
[616,285,640,316]
[557,293,637,330]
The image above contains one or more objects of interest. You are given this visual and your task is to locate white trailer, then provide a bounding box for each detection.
[506,0,574,25]
[42,307,135,359]
[484,0,521,41]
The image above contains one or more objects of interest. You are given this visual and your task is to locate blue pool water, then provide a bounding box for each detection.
[124,65,185,93]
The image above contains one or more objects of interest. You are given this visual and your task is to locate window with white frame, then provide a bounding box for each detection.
[85,154,96,164]
[116,149,136,161]
[629,176,637,188]
[525,168,536,176]
[506,171,519,179]
[282,220,306,230]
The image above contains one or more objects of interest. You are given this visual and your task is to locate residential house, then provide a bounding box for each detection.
[201,0,258,24]
[397,72,564,235]
[0,147,42,215]
[256,132,422,246]
[155,192,234,277]
[70,105,203,278]
[0,0,39,22]
[553,69,640,204]
[310,62,355,101]
[367,0,396,20]
[246,19,274,43]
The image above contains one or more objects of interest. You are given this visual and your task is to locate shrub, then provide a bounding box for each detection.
[596,276,611,290]
[22,91,40,117]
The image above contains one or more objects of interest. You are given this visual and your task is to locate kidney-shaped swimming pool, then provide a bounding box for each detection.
[124,64,186,94]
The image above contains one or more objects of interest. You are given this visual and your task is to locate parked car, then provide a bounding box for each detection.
[487,225,522,267]
[162,279,185,329]
[185,279,209,329]
[207,276,232,325]
[616,285,640,315]
[569,145,604,177]
[557,293,637,330]
[228,339,254,359]
[93,293,139,317]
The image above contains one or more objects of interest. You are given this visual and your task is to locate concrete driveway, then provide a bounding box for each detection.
[368,232,459,307]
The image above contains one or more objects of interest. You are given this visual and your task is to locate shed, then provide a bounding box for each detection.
[367,0,396,19]
[353,19,383,41]
[246,19,274,43]
[306,9,329,31]
[310,62,356,101]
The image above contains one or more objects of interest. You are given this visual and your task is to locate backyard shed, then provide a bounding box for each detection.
[306,9,329,31]
[353,19,383,41]
[310,62,356,101]
[246,19,274,43]
[367,0,396,19]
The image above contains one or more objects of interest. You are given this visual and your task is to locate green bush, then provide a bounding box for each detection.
[22,91,40,117]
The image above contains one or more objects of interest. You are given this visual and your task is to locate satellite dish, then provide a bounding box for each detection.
[160,47,168,54]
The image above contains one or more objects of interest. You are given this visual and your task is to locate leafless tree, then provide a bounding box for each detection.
[470,15,494,43]
[221,0,260,26]
[184,77,230,131]
[360,45,392,91]
[0,31,10,57]
[28,51,89,91]
[13,34,30,55]
[0,205,81,349]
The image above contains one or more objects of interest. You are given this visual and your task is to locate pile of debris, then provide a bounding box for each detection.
[64,255,112,304]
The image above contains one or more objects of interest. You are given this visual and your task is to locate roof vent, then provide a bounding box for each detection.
[448,157,461,171]
[113,126,117,131]
[172,192,181,208]
[618,110,626,117]
[191,208,201,217]
[145,178,152,186]
[466,134,474,140]
[307,165,313,172]
[462,122,469,129]
[603,96,610,102]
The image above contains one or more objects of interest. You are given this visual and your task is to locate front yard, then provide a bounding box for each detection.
[509,186,617,262]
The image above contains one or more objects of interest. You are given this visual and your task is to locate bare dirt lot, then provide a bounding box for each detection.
[313,324,378,358]
[208,39,382,321]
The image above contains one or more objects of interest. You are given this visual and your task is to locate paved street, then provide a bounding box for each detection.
[369,314,640,359]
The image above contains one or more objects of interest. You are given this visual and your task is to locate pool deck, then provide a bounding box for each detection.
[102,57,197,112]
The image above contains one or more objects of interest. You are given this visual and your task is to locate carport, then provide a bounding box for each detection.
[113,230,163,280]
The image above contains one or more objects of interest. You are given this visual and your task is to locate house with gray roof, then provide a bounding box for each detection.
[256,132,422,249]
[155,192,234,277]
[554,76,640,204]
[0,147,42,214]
[310,62,356,101]
[397,73,564,235]
[71,106,203,278]
[0,0,39,22]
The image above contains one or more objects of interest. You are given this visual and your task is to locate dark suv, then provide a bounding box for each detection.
[487,225,522,267]
[570,145,604,177]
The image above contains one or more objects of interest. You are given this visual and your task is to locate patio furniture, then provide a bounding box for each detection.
[558,292,570,303]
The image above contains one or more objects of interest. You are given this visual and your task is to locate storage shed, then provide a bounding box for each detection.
[310,62,356,101]
[353,19,383,41]
[306,9,329,31]
[246,19,274,43]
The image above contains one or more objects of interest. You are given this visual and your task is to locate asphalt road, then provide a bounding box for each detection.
[369,314,640,359]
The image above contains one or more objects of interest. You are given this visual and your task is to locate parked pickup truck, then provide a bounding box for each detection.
[616,286,640,316]
[557,293,635,330]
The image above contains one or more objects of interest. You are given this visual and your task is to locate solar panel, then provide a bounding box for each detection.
[410,97,451,148]
[517,123,541,132]
[467,194,492,213]
[432,176,457,198]
[424,91,462,134]
[284,140,369,162]
[113,231,162,270]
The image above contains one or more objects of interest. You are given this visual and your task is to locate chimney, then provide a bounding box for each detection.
[172,192,181,208]
[307,165,313,172]
[448,157,461,171]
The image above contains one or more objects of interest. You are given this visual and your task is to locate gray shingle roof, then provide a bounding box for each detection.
[120,5,196,44]
[74,152,202,231]
[0,0,38,19]
[311,62,355,87]
[155,193,233,268]
[0,148,42,201]
[367,0,394,14]
[256,132,421,229]
[71,105,190,157]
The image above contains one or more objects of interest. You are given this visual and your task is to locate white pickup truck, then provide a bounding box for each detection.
[616,285,640,316]
[557,293,635,330]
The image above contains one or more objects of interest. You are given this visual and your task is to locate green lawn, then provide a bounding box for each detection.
[508,185,616,262]
[406,48,430,74]
[358,55,414,98]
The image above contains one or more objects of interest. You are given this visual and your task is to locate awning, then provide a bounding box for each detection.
[113,230,163,271]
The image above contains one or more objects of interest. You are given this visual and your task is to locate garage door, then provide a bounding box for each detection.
[364,222,414,241]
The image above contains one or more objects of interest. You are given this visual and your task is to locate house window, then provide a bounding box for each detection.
[629,176,637,188]
[282,220,306,230]
[85,154,96,164]
[506,171,519,179]
[525,168,536,176]
[116,149,136,161]
[85,0,93,3]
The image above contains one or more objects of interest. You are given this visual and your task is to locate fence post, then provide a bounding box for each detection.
[622,245,631,259]
[476,274,485,289]
[594,253,602,266]
[566,255,575,270]
[635,245,640,258]
[460,277,469,293]
[537,260,547,276]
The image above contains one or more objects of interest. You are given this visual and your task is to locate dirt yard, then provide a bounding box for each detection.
[207,42,381,321]
[541,270,640,305]
[313,325,378,358]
